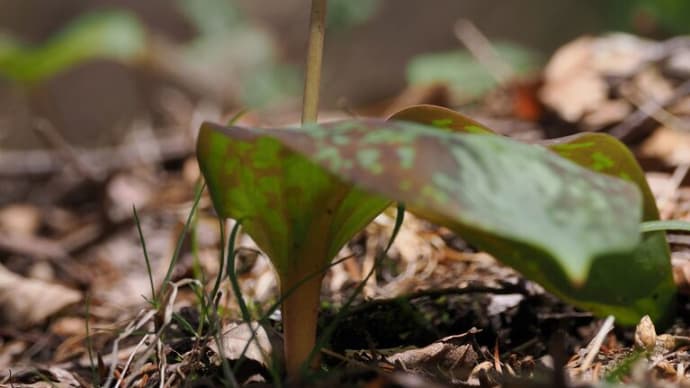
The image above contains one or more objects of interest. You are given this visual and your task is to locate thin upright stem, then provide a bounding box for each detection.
[301,0,328,124]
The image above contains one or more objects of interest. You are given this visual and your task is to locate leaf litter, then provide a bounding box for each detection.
[2,33,690,388]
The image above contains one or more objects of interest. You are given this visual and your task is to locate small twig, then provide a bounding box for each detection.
[320,347,378,371]
[344,283,527,316]
[453,19,514,85]
[158,335,166,388]
[32,119,101,182]
[579,316,615,373]
[0,132,192,177]
[609,79,690,139]
[102,309,157,388]
[113,334,150,388]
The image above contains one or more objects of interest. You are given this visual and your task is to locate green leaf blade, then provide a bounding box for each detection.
[266,120,641,282]
[544,132,676,325]
[254,119,666,324]
[197,123,390,279]
[387,105,676,325]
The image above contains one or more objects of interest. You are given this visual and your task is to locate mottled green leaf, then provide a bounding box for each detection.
[389,104,493,134]
[0,10,146,84]
[235,120,647,320]
[196,123,389,283]
[387,105,675,324]
[544,133,658,220]
[545,133,676,325]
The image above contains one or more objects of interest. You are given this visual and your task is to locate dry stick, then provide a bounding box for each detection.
[102,309,158,388]
[32,119,101,182]
[453,19,514,85]
[0,132,192,176]
[113,334,150,388]
[301,0,327,124]
[609,79,690,139]
[579,315,615,373]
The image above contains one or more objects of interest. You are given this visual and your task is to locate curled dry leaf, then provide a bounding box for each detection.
[387,332,479,382]
[0,264,81,327]
[1,366,80,388]
[634,315,657,352]
[539,33,677,132]
[540,37,609,123]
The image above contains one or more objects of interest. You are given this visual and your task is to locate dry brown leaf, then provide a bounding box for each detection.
[0,204,41,236]
[582,100,632,129]
[106,172,153,221]
[540,33,662,126]
[387,331,479,381]
[540,37,608,122]
[640,127,690,165]
[0,366,80,387]
[208,322,274,370]
[672,251,690,295]
[667,47,690,77]
[0,264,81,327]
[632,68,675,103]
[0,341,26,370]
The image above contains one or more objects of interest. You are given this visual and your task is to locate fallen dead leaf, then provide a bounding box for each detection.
[540,37,609,122]
[387,330,479,382]
[0,264,81,327]
[640,127,690,165]
[0,204,41,236]
[106,172,154,222]
[0,366,80,387]
[208,321,274,370]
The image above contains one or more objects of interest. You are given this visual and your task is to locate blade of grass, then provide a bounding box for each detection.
[159,181,205,298]
[225,220,252,322]
[227,109,249,126]
[172,312,199,338]
[641,219,690,233]
[305,204,406,372]
[230,253,357,376]
[85,293,99,387]
[133,205,157,306]
[210,219,227,309]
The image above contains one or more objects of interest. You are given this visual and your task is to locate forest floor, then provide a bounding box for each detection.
[2,33,690,388]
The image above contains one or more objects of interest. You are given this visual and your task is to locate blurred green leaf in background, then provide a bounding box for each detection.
[604,0,690,34]
[326,0,381,31]
[0,10,146,85]
[175,0,300,108]
[406,42,542,103]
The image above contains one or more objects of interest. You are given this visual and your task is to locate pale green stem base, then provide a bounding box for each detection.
[280,272,323,379]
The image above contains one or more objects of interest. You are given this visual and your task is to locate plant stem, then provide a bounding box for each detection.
[280,271,323,379]
[301,0,327,124]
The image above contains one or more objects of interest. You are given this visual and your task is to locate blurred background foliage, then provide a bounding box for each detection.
[604,0,690,34]
[0,0,688,149]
